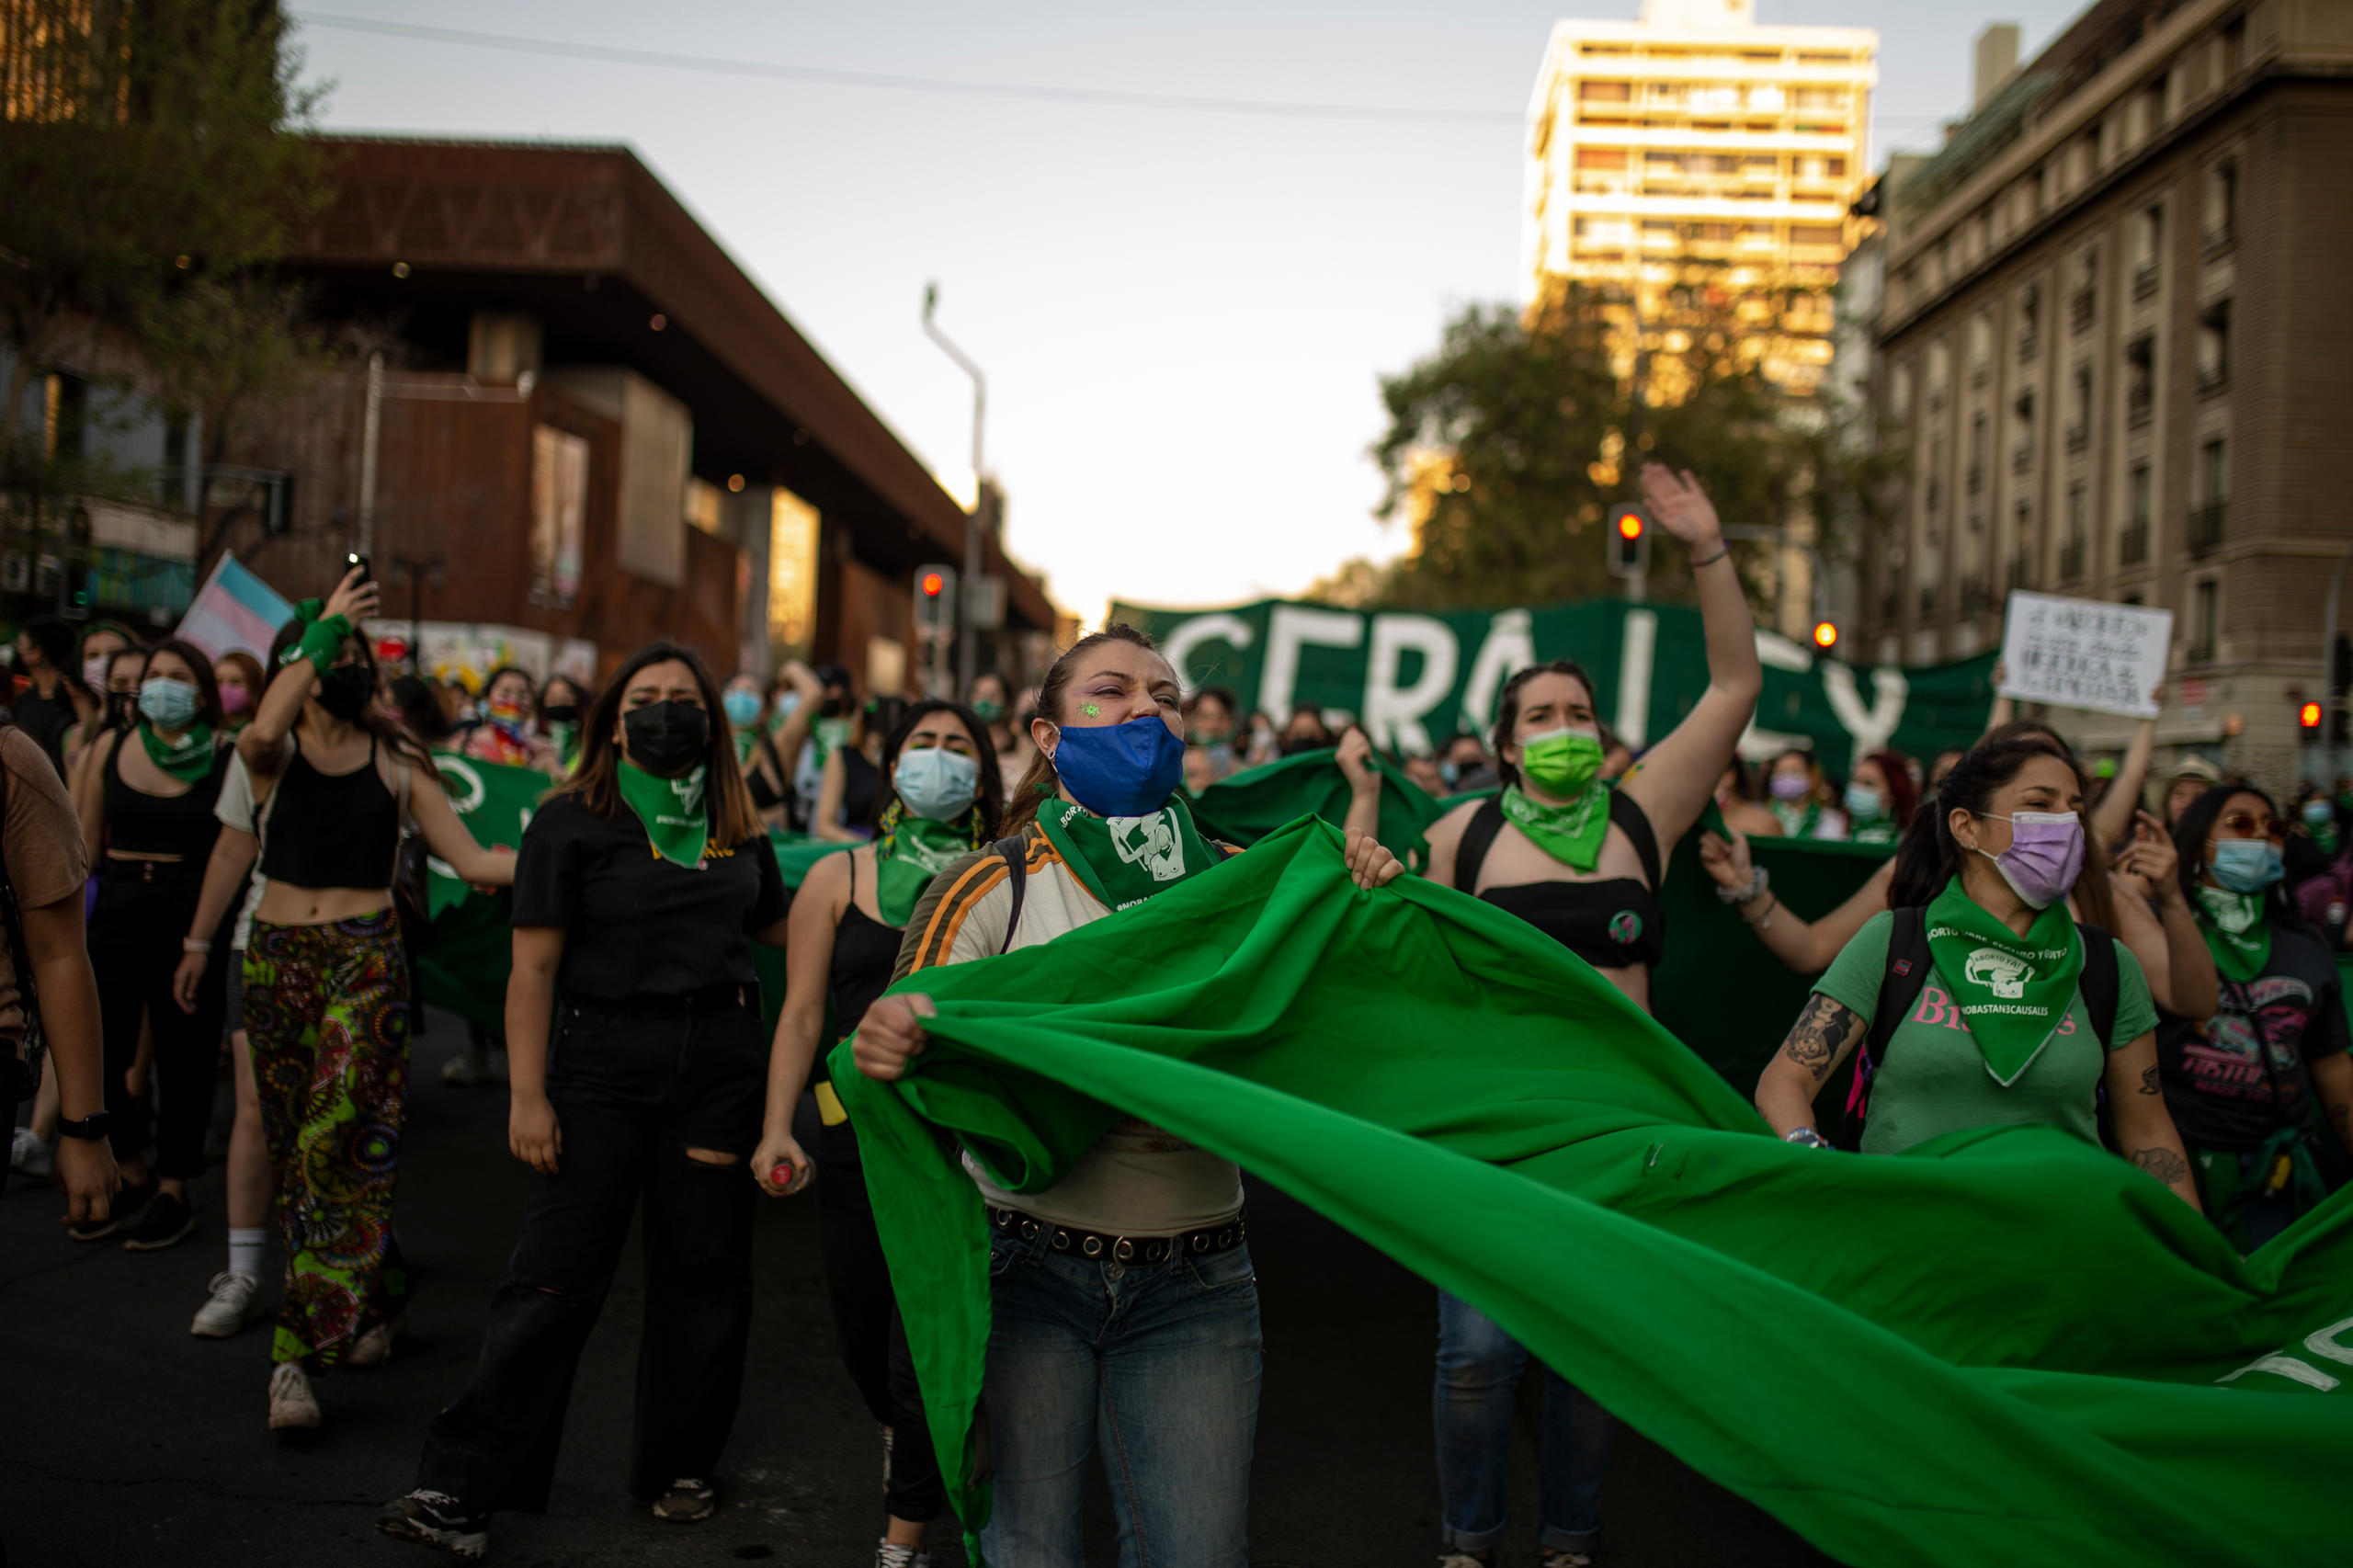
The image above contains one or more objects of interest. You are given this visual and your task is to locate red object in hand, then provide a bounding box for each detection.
[771,1162,794,1187]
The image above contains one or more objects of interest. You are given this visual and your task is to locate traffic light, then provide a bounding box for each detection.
[1812,619,1840,653]
[913,563,958,642]
[1607,503,1650,579]
[2299,699,2323,737]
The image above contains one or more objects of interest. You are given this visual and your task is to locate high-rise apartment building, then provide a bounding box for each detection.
[1860,0,2353,788]
[1525,0,1879,394]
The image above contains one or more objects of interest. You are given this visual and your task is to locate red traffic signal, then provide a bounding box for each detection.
[1606,503,1650,579]
[2300,700,2324,731]
[1812,620,1839,652]
[1615,509,1644,541]
[921,572,946,598]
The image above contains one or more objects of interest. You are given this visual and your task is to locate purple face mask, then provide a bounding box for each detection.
[1975,810,2086,909]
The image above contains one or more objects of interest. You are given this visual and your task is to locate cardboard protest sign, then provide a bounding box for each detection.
[1997,592,2171,719]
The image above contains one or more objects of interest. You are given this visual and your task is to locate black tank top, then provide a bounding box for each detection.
[824,853,904,1085]
[257,733,402,891]
[103,732,228,857]
[839,745,881,834]
[1453,790,1667,972]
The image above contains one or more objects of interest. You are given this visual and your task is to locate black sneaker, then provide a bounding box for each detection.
[377,1491,489,1559]
[122,1190,195,1252]
[67,1174,156,1243]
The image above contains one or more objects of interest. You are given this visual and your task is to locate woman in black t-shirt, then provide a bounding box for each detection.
[2161,784,2353,1250]
[754,698,1005,1565]
[385,642,790,1560]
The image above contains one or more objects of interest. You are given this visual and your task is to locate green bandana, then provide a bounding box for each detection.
[1852,819,1901,846]
[1924,874,2086,1086]
[2194,886,2272,983]
[2313,822,2340,858]
[616,762,710,868]
[733,727,759,766]
[139,722,216,783]
[1771,799,1821,839]
[1036,793,1219,912]
[813,716,852,765]
[876,801,986,927]
[1499,781,1610,872]
[549,722,580,771]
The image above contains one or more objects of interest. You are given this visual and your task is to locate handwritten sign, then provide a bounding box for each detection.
[1997,592,2172,719]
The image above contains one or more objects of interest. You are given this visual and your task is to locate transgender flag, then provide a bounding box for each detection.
[176,551,295,660]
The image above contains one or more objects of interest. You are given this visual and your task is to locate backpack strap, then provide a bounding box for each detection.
[992,835,1029,956]
[1607,788,1663,892]
[1838,904,1932,1150]
[2077,924,2120,1049]
[1452,798,1506,894]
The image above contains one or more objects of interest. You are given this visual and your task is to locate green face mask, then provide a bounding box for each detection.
[1518,726,1605,799]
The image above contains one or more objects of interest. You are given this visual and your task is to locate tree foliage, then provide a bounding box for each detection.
[0,0,330,486]
[1369,282,1895,618]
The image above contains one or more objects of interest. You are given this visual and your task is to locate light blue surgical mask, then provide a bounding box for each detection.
[2302,799,2334,827]
[894,745,980,821]
[137,676,200,729]
[1844,781,1887,821]
[2209,837,2284,894]
[722,688,763,730]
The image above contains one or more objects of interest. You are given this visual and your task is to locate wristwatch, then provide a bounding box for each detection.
[56,1112,112,1142]
[1782,1126,1834,1150]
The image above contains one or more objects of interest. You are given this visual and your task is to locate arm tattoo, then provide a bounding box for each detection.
[1781,994,1859,1083]
[2131,1146,2189,1186]
[2137,1063,2161,1096]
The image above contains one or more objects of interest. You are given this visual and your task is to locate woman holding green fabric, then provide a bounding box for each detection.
[383,641,790,1557]
[854,623,1404,1568]
[1756,735,2201,1212]
[2157,785,2353,1248]
[1366,462,1759,1568]
[754,698,1005,1568]
[67,638,233,1251]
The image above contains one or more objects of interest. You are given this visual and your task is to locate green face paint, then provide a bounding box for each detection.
[1082,703,1101,717]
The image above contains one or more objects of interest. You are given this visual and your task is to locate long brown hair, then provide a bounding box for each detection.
[1892,728,2114,931]
[553,641,761,846]
[263,617,441,779]
[144,637,225,730]
[875,698,1006,837]
[1488,658,1601,790]
[1000,623,1164,837]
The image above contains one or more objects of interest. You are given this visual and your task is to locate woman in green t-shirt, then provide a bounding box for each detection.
[1756,734,2200,1209]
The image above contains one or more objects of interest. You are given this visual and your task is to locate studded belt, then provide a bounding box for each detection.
[987,1204,1246,1265]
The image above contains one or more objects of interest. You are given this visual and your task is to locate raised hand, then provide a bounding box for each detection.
[1336,727,1380,796]
[1637,463,1723,551]
[324,563,380,626]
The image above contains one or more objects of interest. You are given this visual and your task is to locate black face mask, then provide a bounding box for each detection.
[1279,733,1325,756]
[105,690,136,729]
[541,703,580,725]
[622,700,710,778]
[317,664,374,722]
[819,693,847,718]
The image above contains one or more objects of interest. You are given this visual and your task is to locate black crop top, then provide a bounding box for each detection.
[1452,790,1666,972]
[104,732,228,857]
[257,733,402,891]
[837,746,881,835]
[823,853,904,1085]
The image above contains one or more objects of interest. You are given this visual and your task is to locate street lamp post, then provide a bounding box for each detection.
[921,283,986,692]
[1718,524,1832,634]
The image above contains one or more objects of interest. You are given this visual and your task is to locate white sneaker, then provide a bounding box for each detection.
[190,1270,262,1338]
[875,1543,931,1568]
[10,1125,52,1178]
[346,1312,405,1368]
[267,1363,321,1430]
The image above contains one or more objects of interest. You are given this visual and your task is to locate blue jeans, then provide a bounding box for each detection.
[1433,1290,1615,1554]
[981,1225,1261,1568]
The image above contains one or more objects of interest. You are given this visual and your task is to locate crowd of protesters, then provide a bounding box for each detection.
[6,490,2351,1566]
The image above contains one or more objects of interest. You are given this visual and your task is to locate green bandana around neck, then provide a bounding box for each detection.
[2313,822,2340,858]
[139,721,216,783]
[2194,885,2273,983]
[1036,793,1219,912]
[876,801,984,927]
[733,727,759,766]
[617,762,711,868]
[1851,819,1901,846]
[1924,874,2086,1086]
[1771,798,1821,838]
[1500,781,1610,871]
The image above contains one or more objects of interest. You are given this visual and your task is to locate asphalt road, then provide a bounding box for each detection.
[0,1008,1836,1567]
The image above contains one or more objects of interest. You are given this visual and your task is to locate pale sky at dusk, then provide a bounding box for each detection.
[292,1,2092,622]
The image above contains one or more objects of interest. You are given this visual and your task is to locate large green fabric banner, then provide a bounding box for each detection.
[832,819,2353,1568]
[1113,595,1995,775]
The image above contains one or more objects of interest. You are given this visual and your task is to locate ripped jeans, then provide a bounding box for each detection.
[414,989,766,1511]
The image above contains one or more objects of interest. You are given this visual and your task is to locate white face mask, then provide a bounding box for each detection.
[894,746,980,821]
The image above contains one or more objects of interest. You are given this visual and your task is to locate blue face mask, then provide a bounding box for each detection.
[1050,714,1187,819]
[1438,761,1461,788]
[722,688,763,730]
[2209,837,2285,894]
[138,677,200,729]
[2302,799,2334,826]
[894,746,980,821]
[1844,781,1887,821]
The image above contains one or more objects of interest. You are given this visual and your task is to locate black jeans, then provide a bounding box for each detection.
[415,992,766,1511]
[88,863,226,1177]
[816,1111,947,1523]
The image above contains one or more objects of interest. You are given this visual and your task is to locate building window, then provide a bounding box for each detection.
[2060,483,2087,583]
[2012,390,2036,470]
[1968,413,1987,494]
[2190,577,2219,661]
[2131,205,2162,297]
[2120,463,2151,565]
[2066,363,2092,451]
[2190,437,2227,552]
[1890,364,1914,425]
[2197,300,2231,391]
[767,486,821,653]
[2071,247,2098,331]
[1927,343,1949,409]
[2124,335,2155,426]
[2018,282,2040,360]
[1579,80,1631,102]
[2010,501,2035,589]
[1967,312,1992,384]
[2204,161,2236,247]
[529,425,589,609]
[2220,19,2245,79]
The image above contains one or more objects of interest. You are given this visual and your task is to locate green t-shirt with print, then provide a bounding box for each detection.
[1812,910,2159,1156]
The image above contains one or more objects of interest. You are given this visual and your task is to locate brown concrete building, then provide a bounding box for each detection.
[210,135,1053,687]
[1860,0,2353,785]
